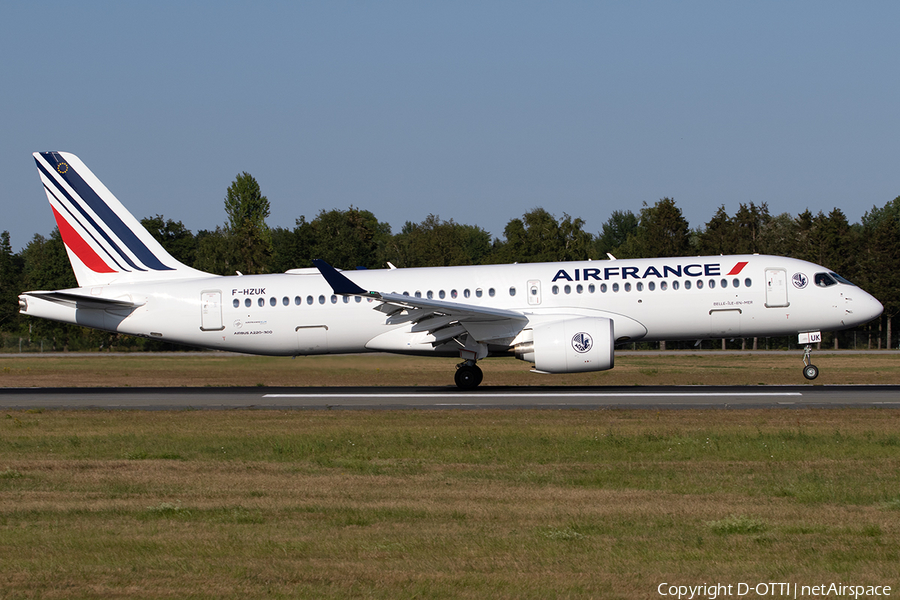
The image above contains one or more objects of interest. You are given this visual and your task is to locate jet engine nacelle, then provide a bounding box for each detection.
[514,317,615,374]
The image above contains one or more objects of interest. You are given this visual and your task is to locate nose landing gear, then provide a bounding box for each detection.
[802,344,819,380]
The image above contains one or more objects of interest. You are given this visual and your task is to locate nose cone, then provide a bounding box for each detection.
[856,291,884,324]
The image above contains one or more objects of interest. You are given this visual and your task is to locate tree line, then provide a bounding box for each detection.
[2,171,898,352]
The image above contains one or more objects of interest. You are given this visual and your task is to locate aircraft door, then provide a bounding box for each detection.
[200,290,224,331]
[765,268,789,308]
[527,280,542,305]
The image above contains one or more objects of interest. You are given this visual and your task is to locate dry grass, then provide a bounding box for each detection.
[1,351,899,387]
[2,409,899,598]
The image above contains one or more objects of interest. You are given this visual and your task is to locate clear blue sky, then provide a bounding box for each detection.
[3,2,899,252]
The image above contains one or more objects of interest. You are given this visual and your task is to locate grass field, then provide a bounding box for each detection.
[1,409,899,599]
[1,353,899,598]
[2,350,900,387]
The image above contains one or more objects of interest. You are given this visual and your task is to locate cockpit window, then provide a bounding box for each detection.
[814,273,837,287]
[830,272,856,286]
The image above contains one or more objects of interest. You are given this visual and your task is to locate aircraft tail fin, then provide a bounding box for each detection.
[33,152,209,287]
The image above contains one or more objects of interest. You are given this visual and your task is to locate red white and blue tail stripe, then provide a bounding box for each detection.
[34,152,207,287]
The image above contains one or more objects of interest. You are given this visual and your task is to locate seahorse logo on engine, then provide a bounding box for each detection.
[572,332,593,354]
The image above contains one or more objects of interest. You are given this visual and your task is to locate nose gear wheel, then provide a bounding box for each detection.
[802,344,819,380]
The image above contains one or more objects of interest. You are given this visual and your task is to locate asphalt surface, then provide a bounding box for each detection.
[1,385,899,410]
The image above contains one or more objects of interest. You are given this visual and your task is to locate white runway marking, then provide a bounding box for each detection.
[263,392,804,399]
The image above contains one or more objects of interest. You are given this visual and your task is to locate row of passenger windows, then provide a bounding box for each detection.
[232,288,499,308]
[551,277,753,295]
[234,295,372,308]
[233,278,754,309]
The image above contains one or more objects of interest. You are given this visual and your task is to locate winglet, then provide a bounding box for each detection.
[312,259,370,296]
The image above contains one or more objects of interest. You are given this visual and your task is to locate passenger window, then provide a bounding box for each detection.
[636,282,643,292]
[355,296,362,303]
[684,280,691,290]
[552,285,560,295]
[464,289,471,298]
[233,299,240,308]
[318,295,326,304]
[733,278,740,288]
[476,289,483,298]
[600,283,608,293]
[439,290,446,299]
[612,283,619,292]
[648,281,656,291]
[721,279,728,288]
[672,281,679,290]
[270,297,277,306]
[708,280,716,289]
[415,291,422,298]
[343,296,350,303]
[564,285,571,294]
[576,284,583,294]
[245,298,251,307]
[509,287,516,296]
[624,282,631,292]
[427,291,433,299]
[660,281,668,291]
[294,296,301,305]
[744,278,752,288]
[588,284,596,293]
[489,288,496,297]
[451,289,458,299]
[306,296,313,305]
[697,280,703,289]
[331,295,338,304]
[258,298,265,307]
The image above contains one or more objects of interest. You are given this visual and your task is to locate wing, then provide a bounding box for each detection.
[312,260,527,345]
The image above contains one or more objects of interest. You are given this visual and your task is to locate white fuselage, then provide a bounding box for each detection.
[21,254,883,357]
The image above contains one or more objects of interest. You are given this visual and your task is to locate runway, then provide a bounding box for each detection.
[1,385,900,410]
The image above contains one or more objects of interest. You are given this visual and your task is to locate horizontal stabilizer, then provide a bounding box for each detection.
[21,291,145,310]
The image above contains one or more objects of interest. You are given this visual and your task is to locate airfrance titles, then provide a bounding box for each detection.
[551,261,748,283]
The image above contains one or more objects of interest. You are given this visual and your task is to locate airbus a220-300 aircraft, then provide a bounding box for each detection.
[20,152,884,388]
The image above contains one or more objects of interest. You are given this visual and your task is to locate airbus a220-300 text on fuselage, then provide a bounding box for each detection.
[19,152,884,388]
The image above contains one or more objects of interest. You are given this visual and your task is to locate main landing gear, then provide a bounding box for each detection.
[802,344,819,380]
[455,360,484,389]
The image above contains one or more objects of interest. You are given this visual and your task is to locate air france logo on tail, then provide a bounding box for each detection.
[572,332,593,354]
[34,152,175,275]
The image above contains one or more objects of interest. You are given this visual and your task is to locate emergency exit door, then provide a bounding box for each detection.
[765,269,789,308]
[200,290,224,331]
